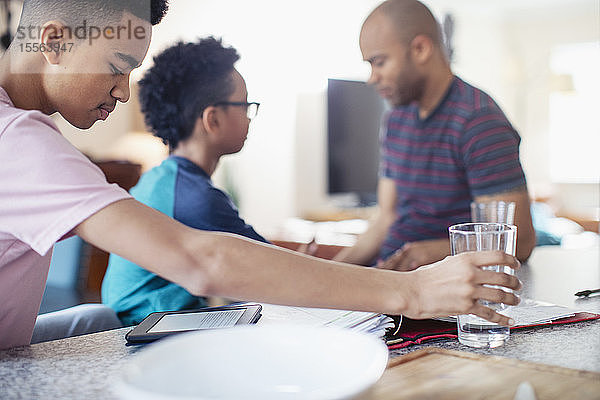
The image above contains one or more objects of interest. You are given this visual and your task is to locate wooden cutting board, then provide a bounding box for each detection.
[359,348,600,400]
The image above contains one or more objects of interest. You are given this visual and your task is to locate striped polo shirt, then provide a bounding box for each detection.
[379,76,526,261]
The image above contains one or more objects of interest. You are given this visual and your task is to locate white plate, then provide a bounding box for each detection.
[114,324,388,400]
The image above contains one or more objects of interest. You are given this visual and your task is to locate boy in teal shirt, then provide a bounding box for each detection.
[102,38,267,325]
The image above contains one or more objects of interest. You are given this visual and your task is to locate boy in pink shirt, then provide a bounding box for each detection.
[0,88,129,347]
[0,0,522,350]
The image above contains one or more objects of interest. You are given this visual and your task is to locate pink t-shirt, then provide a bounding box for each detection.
[0,87,131,349]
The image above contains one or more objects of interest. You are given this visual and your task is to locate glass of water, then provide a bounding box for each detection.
[449,223,517,348]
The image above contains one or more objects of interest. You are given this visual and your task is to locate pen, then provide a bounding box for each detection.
[574,288,600,297]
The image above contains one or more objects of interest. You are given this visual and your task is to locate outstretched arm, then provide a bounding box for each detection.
[74,198,521,325]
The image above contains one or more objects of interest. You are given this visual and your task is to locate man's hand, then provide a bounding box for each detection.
[404,251,522,326]
[377,238,450,271]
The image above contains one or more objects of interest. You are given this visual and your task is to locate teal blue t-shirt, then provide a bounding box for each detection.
[102,156,268,326]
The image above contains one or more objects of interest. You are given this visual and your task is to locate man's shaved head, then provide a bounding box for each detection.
[359,0,451,108]
[366,0,443,48]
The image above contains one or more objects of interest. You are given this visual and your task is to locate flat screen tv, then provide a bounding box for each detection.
[327,78,387,206]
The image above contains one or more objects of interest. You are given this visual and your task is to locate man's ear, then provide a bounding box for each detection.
[201,106,220,134]
[39,21,69,66]
[410,34,433,65]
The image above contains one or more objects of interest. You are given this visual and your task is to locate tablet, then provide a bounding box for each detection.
[125,304,262,343]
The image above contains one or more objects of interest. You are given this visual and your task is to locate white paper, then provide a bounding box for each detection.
[504,299,576,326]
[434,298,579,326]
[257,303,394,337]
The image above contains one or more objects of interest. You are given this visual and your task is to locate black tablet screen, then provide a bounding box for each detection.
[147,309,245,333]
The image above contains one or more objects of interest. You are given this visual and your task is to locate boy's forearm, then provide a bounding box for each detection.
[75,199,404,314]
[77,198,522,326]
[201,236,523,327]
[197,233,409,315]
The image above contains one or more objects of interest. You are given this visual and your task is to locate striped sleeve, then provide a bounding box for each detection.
[379,109,400,179]
[380,129,392,179]
[461,108,527,197]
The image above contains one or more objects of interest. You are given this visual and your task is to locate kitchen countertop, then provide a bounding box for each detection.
[1,245,598,399]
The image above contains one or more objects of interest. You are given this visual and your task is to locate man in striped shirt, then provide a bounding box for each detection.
[335,0,536,270]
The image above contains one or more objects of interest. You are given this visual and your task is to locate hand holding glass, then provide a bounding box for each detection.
[449,223,517,348]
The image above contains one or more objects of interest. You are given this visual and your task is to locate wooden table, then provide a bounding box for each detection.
[1,245,599,399]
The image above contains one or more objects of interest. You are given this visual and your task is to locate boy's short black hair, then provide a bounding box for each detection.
[138,37,240,149]
[20,0,169,26]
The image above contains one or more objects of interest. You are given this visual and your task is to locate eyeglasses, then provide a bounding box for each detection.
[213,101,260,119]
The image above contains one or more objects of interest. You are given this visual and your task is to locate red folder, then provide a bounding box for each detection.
[386,312,600,350]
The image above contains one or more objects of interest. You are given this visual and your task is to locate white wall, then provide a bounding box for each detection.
[38,0,598,232]
[139,0,382,232]
[501,3,600,214]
